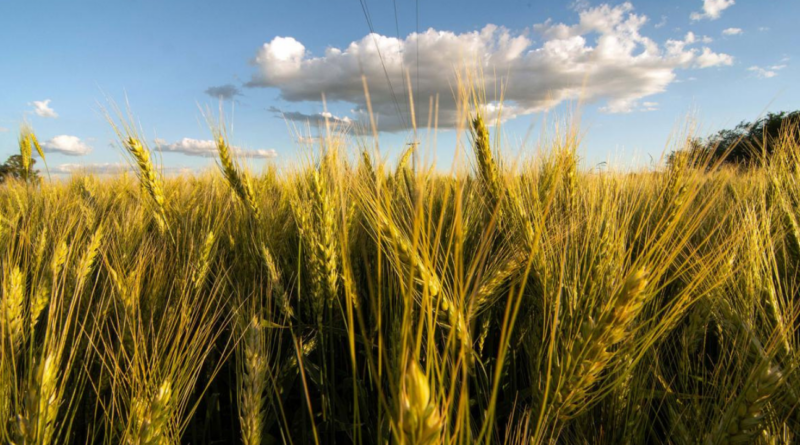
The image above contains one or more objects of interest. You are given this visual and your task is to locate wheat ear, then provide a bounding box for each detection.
[2,266,26,354]
[128,380,173,445]
[375,209,441,297]
[555,268,648,419]
[399,359,442,445]
[239,317,267,445]
[712,365,782,445]
[193,231,215,289]
[124,137,169,232]
[311,167,339,304]
[216,135,261,218]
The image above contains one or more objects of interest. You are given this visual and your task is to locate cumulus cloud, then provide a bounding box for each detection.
[722,27,743,36]
[748,64,786,79]
[247,3,734,126]
[41,135,92,156]
[690,0,735,20]
[205,84,241,100]
[31,99,58,118]
[155,137,277,158]
[694,47,734,68]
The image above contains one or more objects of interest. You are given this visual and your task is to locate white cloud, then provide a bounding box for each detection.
[641,101,659,111]
[247,3,734,126]
[722,27,743,36]
[53,163,132,174]
[654,15,667,29]
[690,0,735,21]
[155,138,277,158]
[53,163,194,175]
[758,27,770,32]
[748,64,786,79]
[694,47,734,68]
[31,99,58,118]
[0,127,8,133]
[41,135,92,156]
[570,0,591,11]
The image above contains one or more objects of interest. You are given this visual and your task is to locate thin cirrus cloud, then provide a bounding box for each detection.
[748,64,787,79]
[31,99,58,118]
[641,101,659,111]
[154,137,277,158]
[690,0,735,21]
[246,2,734,130]
[41,135,93,156]
[204,84,241,100]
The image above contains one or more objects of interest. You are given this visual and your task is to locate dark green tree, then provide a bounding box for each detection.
[0,154,39,183]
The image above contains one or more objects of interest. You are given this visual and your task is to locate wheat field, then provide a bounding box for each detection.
[1,100,800,445]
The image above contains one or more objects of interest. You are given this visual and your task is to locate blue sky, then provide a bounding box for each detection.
[0,0,797,173]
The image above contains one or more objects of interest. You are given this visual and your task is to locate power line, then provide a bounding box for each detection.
[356,0,408,130]
[393,0,411,127]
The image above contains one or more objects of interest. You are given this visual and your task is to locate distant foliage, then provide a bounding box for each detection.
[686,111,800,167]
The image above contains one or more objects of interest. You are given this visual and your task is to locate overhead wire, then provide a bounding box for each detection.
[356,0,409,130]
